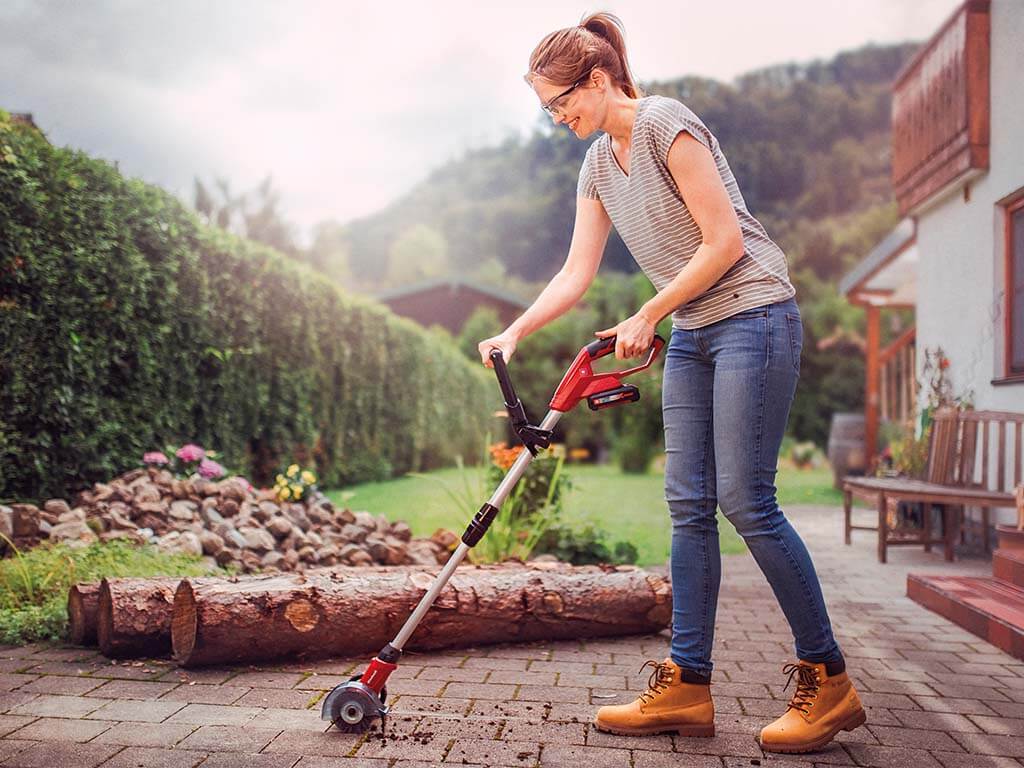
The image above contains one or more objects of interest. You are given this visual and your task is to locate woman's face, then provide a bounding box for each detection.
[532,71,602,138]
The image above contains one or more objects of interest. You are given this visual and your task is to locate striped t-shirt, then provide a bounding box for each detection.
[577,94,795,330]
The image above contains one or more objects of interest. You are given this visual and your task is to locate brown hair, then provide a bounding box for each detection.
[525,11,642,99]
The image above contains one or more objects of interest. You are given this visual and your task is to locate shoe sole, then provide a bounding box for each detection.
[757,707,867,754]
[592,720,715,738]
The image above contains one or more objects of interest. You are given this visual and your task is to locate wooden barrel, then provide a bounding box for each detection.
[827,413,866,488]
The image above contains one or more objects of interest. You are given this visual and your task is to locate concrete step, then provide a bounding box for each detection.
[907,573,1024,660]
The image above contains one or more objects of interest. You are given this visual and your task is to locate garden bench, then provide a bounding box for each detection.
[842,407,1024,563]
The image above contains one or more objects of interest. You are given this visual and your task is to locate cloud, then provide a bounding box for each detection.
[0,0,959,242]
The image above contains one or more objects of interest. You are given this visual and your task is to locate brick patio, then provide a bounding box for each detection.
[1,504,1022,767]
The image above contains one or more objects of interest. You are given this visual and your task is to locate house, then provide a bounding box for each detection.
[374,277,530,335]
[841,0,1022,542]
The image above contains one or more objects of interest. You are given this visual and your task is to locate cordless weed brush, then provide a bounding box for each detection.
[321,333,665,732]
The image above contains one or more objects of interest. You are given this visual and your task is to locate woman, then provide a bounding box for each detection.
[477,12,866,754]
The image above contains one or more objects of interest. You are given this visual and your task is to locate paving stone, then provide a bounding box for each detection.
[891,709,983,732]
[636,752,722,767]
[842,743,945,768]
[158,668,238,685]
[203,755,304,768]
[585,725,672,751]
[176,724,281,752]
[392,695,472,716]
[462,657,530,671]
[931,752,1024,768]
[293,758,389,768]
[441,681,516,700]
[8,693,104,718]
[486,669,558,686]
[84,698,185,722]
[7,716,115,742]
[467,699,545,720]
[157,684,249,705]
[234,687,317,709]
[0,674,38,692]
[415,666,489,683]
[86,679,179,700]
[0,740,34,764]
[263,728,365,758]
[949,733,1024,757]
[0,740,121,768]
[538,743,632,768]
[516,684,587,703]
[966,714,1024,735]
[499,719,587,745]
[912,696,998,715]
[16,675,105,695]
[248,707,329,732]
[866,724,965,751]
[92,721,198,747]
[0,714,36,738]
[165,703,261,726]
[443,738,538,766]
[222,671,307,688]
[97,746,208,768]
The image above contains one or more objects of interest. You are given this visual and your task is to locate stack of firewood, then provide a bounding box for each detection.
[68,563,673,666]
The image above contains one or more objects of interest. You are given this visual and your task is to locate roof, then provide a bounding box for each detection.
[374,277,530,308]
[839,218,917,305]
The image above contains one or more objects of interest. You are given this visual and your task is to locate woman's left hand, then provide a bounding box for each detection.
[594,312,656,360]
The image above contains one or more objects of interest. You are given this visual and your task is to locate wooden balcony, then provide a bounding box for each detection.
[891,0,990,215]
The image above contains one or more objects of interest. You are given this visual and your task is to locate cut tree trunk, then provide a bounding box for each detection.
[97,577,186,658]
[172,563,671,667]
[67,582,102,646]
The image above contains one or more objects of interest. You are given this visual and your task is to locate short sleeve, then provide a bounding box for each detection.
[646,97,717,168]
[577,151,600,200]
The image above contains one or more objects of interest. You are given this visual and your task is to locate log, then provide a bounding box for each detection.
[172,563,671,667]
[97,577,185,658]
[67,582,102,646]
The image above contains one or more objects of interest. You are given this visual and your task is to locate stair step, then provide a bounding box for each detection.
[994,549,1024,588]
[907,574,1024,660]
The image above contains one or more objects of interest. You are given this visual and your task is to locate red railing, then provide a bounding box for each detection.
[891,0,990,215]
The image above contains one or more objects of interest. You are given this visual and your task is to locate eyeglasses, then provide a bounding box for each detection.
[541,71,592,117]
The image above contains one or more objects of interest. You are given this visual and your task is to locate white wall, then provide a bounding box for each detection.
[914,0,1024,526]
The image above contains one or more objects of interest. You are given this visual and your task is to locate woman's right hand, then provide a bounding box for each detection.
[478,332,519,368]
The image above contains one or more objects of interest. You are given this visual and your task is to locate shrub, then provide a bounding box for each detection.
[0,112,495,500]
[533,520,639,565]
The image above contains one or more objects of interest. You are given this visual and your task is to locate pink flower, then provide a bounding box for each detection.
[142,451,169,465]
[198,458,225,479]
[176,443,205,462]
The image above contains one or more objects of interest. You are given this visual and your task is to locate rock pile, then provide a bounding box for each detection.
[0,468,456,573]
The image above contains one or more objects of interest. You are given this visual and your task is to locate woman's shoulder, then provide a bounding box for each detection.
[640,93,703,125]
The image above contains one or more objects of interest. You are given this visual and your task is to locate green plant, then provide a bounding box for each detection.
[533,520,638,565]
[0,535,218,644]
[409,436,570,563]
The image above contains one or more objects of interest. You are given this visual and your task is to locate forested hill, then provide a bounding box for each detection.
[312,42,918,291]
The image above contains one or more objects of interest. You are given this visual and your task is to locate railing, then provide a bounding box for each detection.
[891,0,990,215]
[879,326,917,425]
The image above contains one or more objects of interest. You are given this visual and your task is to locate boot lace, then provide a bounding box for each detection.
[781,662,820,716]
[637,659,674,705]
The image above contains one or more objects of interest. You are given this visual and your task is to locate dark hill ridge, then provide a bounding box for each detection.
[324,41,918,286]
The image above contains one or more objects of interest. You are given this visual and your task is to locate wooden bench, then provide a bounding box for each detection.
[843,407,1024,563]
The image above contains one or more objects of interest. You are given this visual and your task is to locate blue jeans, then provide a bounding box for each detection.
[661,296,843,676]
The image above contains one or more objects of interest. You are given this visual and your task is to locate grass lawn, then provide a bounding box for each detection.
[327,462,842,567]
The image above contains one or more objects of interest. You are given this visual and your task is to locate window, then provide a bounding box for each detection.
[1007,195,1024,375]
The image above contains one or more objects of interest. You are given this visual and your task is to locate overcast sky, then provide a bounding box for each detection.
[1,0,957,243]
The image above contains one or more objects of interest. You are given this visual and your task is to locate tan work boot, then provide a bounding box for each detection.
[593,658,715,737]
[757,660,867,753]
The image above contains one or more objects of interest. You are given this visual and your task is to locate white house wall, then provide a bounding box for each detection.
[914,0,1023,525]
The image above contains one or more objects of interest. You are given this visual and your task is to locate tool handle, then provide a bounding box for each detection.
[489,348,518,405]
[586,334,666,377]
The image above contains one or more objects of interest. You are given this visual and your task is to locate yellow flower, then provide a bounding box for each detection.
[287,464,300,478]
[301,470,316,484]
[290,483,302,497]
[280,486,291,500]
[276,474,286,485]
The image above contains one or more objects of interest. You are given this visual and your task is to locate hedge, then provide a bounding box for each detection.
[0,111,496,501]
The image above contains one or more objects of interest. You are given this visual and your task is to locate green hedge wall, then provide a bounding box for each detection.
[0,111,496,501]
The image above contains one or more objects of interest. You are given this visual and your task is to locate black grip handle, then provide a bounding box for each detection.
[489,348,517,406]
[584,336,616,358]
